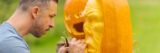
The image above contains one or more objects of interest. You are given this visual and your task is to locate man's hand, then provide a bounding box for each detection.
[57,38,86,53]
[68,38,86,53]
[57,46,68,53]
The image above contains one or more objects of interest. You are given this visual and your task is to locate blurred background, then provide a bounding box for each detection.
[0,0,160,53]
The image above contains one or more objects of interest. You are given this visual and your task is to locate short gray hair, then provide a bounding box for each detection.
[18,0,58,11]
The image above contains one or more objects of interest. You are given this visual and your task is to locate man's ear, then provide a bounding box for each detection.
[31,6,40,20]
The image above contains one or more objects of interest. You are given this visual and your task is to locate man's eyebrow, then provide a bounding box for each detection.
[50,13,56,17]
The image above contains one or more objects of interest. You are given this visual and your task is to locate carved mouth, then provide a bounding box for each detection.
[73,22,84,32]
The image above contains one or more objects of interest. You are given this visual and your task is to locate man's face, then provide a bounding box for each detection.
[30,1,57,37]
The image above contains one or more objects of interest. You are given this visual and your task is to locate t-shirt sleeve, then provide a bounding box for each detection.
[0,35,30,53]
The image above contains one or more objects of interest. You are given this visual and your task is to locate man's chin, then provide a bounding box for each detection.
[32,31,47,38]
[33,34,41,38]
[33,33,44,38]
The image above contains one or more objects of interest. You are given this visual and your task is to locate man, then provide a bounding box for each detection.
[0,0,85,53]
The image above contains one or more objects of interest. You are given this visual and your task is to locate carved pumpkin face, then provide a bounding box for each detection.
[64,0,88,39]
[64,0,133,53]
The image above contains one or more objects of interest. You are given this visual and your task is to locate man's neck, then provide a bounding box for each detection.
[6,10,33,37]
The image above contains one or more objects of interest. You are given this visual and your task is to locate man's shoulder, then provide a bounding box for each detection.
[0,29,20,42]
[0,31,25,47]
[0,32,30,53]
[0,23,23,42]
[0,25,30,53]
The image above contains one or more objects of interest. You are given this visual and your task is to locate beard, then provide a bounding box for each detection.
[29,18,46,38]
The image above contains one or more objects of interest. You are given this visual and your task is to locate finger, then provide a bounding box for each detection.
[80,40,85,44]
[82,44,86,48]
[61,46,68,50]
[58,46,68,53]
[71,38,77,42]
[81,39,85,42]
[76,40,81,44]
[80,44,86,49]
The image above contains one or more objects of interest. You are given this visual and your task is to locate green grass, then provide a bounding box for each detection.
[129,0,160,53]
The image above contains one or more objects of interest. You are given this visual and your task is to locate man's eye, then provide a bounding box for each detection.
[50,16,53,18]
[49,15,54,18]
[49,14,56,18]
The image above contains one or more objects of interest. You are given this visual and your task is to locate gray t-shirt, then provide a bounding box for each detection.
[0,22,30,53]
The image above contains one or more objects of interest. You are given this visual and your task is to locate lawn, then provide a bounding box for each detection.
[129,0,160,53]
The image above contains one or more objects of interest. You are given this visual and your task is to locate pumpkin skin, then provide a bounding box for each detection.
[64,0,133,53]
[64,0,88,39]
[82,0,103,53]
[100,0,133,53]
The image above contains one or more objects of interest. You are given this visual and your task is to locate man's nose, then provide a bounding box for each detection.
[49,22,54,28]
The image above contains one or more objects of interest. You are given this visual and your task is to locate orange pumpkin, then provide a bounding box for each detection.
[100,0,133,53]
[82,0,103,53]
[64,0,133,53]
[64,0,88,39]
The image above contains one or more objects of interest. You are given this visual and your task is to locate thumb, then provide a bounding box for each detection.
[58,46,68,53]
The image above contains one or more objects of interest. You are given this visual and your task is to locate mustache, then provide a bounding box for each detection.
[46,28,50,31]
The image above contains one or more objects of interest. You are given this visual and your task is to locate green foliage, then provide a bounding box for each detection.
[129,0,160,53]
[0,0,19,23]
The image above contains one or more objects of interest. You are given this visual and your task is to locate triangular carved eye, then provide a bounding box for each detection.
[74,11,84,19]
[66,14,71,20]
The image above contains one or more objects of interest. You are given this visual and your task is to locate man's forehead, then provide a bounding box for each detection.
[49,1,57,14]
[50,1,57,11]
